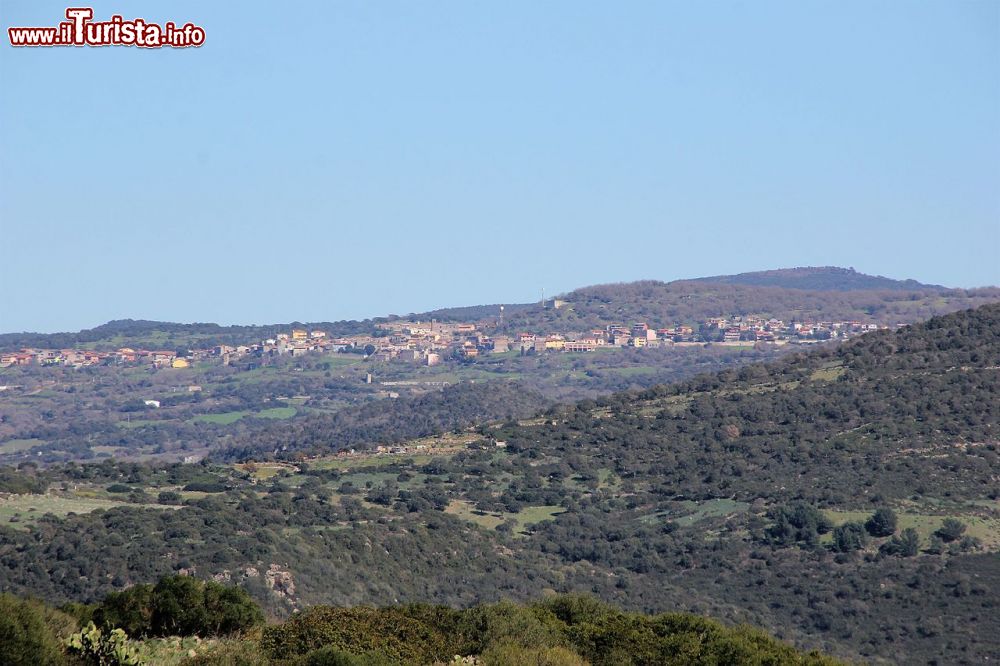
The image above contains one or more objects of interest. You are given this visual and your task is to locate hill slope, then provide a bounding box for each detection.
[691,266,948,291]
[4,268,996,351]
[0,305,997,663]
[502,278,1000,334]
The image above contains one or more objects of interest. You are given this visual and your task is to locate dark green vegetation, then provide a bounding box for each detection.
[253,595,839,665]
[0,305,997,663]
[217,382,544,462]
[690,266,948,291]
[0,593,75,666]
[502,277,1000,334]
[92,575,263,638]
[0,339,780,465]
[217,346,783,462]
[2,583,839,665]
[4,267,996,465]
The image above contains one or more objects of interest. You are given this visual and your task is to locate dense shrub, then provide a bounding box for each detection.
[865,508,898,537]
[880,528,920,557]
[95,576,262,638]
[480,643,586,666]
[260,606,453,664]
[296,646,397,666]
[935,518,967,543]
[832,522,867,553]
[0,594,67,666]
[260,597,841,665]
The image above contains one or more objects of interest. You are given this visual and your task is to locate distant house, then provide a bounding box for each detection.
[143,399,161,408]
[612,334,631,347]
[171,358,191,369]
[12,353,35,366]
[544,337,565,351]
[394,349,422,363]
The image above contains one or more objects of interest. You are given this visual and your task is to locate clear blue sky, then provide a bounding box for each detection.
[1,1,998,333]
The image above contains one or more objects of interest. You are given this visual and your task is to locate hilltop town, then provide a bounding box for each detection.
[1,313,887,370]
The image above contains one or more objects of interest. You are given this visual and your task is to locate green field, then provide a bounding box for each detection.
[445,500,565,535]
[235,462,298,481]
[824,509,1000,550]
[0,494,178,529]
[0,438,45,454]
[192,411,248,425]
[192,406,297,425]
[810,363,846,382]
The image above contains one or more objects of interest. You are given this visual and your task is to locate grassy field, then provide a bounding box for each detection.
[810,363,846,382]
[256,406,297,419]
[192,406,296,425]
[192,411,248,425]
[445,500,564,535]
[0,438,45,454]
[0,494,177,528]
[311,453,438,471]
[824,509,1000,550]
[234,462,298,481]
[675,499,750,525]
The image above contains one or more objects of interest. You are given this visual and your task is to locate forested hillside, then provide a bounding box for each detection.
[4,268,996,352]
[216,381,544,461]
[690,266,948,291]
[2,581,839,665]
[0,305,996,663]
[501,279,1000,334]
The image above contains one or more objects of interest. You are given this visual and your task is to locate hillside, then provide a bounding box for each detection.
[216,381,546,462]
[4,269,996,353]
[500,278,1000,334]
[0,305,996,663]
[2,584,841,665]
[0,339,780,466]
[690,266,949,291]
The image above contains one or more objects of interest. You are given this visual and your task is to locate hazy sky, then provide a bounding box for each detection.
[1,1,998,332]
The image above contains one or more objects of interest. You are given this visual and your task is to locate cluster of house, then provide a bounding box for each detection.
[350,316,885,365]
[1,317,887,370]
[0,347,195,369]
[0,328,334,370]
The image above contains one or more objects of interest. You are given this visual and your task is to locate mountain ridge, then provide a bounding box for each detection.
[3,267,996,351]
[688,265,949,291]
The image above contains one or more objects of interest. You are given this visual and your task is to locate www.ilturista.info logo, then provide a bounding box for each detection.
[8,8,205,48]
